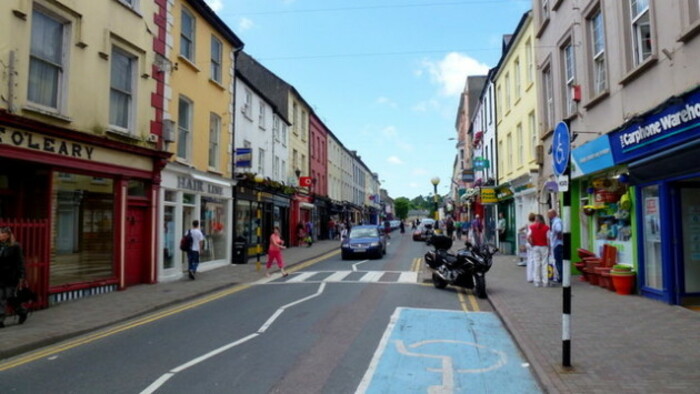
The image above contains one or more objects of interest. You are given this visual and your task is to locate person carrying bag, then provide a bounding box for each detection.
[0,226,29,327]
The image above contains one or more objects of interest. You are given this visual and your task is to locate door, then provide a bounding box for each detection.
[677,181,700,305]
[125,205,147,286]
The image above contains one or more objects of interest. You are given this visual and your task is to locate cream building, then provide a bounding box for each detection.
[158,0,243,281]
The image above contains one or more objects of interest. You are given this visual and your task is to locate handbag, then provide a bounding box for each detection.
[8,280,37,310]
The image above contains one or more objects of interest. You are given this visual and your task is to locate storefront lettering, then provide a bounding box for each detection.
[0,127,94,160]
[619,102,700,150]
[177,176,224,195]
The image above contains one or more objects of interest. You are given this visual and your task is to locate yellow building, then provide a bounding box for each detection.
[494,11,540,237]
[0,0,170,306]
[158,0,243,281]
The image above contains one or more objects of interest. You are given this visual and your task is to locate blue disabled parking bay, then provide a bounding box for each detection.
[356,307,541,394]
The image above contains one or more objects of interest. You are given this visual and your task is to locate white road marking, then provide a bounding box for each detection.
[323,271,353,282]
[359,271,385,282]
[352,260,370,271]
[398,272,418,283]
[286,271,317,283]
[355,308,402,394]
[141,283,326,393]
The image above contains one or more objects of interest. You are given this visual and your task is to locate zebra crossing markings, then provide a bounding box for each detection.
[257,270,419,285]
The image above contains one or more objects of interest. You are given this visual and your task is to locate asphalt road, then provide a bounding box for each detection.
[0,233,540,393]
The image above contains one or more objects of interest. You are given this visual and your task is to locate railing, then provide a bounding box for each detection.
[0,218,50,309]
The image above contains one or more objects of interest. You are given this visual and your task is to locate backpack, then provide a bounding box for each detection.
[179,230,193,252]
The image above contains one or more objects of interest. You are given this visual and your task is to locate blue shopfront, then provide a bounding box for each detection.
[609,87,700,305]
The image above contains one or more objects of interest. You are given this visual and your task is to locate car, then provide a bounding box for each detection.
[412,218,436,241]
[341,225,387,260]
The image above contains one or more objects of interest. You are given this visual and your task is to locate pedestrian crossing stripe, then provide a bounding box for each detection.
[256,270,419,285]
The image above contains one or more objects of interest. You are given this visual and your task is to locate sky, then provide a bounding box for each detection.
[205,0,531,199]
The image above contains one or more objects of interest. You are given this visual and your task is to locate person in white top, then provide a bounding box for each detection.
[186,220,205,280]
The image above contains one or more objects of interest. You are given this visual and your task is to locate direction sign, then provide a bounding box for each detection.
[552,122,571,176]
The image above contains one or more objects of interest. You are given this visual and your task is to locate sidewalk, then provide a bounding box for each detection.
[487,254,700,393]
[0,240,341,361]
[3,242,700,393]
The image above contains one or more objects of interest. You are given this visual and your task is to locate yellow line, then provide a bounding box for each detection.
[457,288,470,312]
[467,291,480,312]
[0,249,340,371]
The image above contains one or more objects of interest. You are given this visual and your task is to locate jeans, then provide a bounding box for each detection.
[553,245,563,282]
[188,250,200,273]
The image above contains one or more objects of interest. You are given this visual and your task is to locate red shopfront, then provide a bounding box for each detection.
[290,193,314,246]
[0,112,168,307]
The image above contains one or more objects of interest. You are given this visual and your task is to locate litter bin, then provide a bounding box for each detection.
[233,236,248,264]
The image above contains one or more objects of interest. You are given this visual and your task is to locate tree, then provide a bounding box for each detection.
[394,197,410,220]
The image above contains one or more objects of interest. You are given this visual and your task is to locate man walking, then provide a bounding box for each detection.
[497,212,507,243]
[186,220,205,280]
[548,209,564,283]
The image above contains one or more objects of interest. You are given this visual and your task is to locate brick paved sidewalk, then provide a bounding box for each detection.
[487,254,700,393]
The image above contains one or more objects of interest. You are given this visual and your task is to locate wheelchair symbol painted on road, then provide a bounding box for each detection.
[395,339,507,393]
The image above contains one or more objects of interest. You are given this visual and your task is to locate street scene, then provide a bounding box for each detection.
[2,0,700,393]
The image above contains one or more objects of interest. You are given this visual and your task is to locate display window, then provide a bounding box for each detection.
[200,196,227,262]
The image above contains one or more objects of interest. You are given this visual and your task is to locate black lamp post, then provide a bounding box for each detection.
[431,177,440,222]
[254,173,264,271]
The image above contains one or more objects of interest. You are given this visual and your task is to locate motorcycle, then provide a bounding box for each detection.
[423,234,498,299]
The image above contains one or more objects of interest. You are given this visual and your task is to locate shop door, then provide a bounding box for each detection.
[676,181,700,306]
[125,206,147,286]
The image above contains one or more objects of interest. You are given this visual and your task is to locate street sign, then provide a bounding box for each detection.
[557,174,569,192]
[552,122,571,176]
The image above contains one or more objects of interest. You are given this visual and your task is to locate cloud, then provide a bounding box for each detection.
[381,125,398,138]
[238,17,254,31]
[420,52,490,97]
[387,156,403,165]
[376,96,398,109]
[408,182,420,189]
[412,99,440,113]
[204,0,223,12]
[413,168,428,176]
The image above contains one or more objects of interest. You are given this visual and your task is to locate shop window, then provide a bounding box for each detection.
[164,190,176,202]
[127,180,147,197]
[163,205,175,269]
[200,196,227,262]
[51,172,114,286]
[585,177,634,265]
[641,184,662,290]
[236,200,253,245]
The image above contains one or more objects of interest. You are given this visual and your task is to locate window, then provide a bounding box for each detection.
[272,116,280,142]
[292,102,299,135]
[506,133,512,170]
[28,9,66,110]
[505,73,511,111]
[562,42,576,117]
[517,123,523,165]
[525,39,534,84]
[301,110,308,141]
[274,156,280,180]
[258,102,266,129]
[210,36,222,83]
[281,123,287,146]
[258,148,265,175]
[177,96,192,160]
[542,64,554,131]
[242,89,252,118]
[562,42,576,116]
[292,149,298,173]
[630,0,652,65]
[589,9,607,95]
[496,86,503,121]
[529,111,537,158]
[541,0,550,21]
[109,48,136,132]
[180,8,195,61]
[209,113,220,169]
[513,59,521,101]
[118,0,138,10]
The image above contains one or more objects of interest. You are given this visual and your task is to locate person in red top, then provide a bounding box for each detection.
[528,214,550,287]
[265,226,288,278]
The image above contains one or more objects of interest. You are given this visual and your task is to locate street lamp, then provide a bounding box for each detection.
[431,177,440,222]
[254,173,264,271]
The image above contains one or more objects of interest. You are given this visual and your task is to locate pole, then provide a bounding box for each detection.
[562,150,572,368]
[255,190,262,272]
[433,184,439,222]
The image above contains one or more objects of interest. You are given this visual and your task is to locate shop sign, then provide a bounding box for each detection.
[0,126,95,160]
[571,135,614,178]
[461,170,475,182]
[177,176,224,195]
[481,188,498,204]
[610,89,700,163]
[473,157,490,170]
[497,186,514,200]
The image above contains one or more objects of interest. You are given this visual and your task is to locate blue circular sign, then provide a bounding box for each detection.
[552,122,571,176]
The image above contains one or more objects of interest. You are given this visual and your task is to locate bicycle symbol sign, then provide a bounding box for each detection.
[553,122,571,176]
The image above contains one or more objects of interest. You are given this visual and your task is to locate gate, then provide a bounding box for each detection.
[0,218,50,309]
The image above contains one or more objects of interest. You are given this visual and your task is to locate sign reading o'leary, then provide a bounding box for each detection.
[0,126,95,160]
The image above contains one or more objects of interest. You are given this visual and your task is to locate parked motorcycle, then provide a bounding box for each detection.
[424,234,498,299]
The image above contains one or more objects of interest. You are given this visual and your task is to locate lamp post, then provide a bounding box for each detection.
[254,173,264,271]
[431,177,440,223]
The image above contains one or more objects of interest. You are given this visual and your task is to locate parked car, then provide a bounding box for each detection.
[341,225,386,259]
[412,218,436,241]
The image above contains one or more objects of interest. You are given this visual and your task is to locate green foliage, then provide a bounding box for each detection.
[394,197,410,219]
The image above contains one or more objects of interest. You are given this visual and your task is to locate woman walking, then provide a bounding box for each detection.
[0,227,28,327]
[265,226,288,278]
[528,214,550,288]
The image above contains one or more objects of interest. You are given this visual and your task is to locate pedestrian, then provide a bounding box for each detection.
[383,218,391,239]
[528,214,550,287]
[454,219,462,240]
[297,222,306,246]
[471,214,483,246]
[497,212,507,243]
[340,223,348,243]
[445,217,455,240]
[520,213,537,281]
[327,218,336,240]
[186,220,205,280]
[548,209,564,283]
[265,226,288,278]
[399,220,405,234]
[0,226,28,327]
[305,220,314,247]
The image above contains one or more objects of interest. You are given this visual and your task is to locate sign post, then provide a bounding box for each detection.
[553,121,572,369]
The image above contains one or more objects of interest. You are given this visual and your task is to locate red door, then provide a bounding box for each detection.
[125,206,147,286]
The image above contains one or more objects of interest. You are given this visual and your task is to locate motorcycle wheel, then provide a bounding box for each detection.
[432,273,448,289]
[474,274,487,299]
